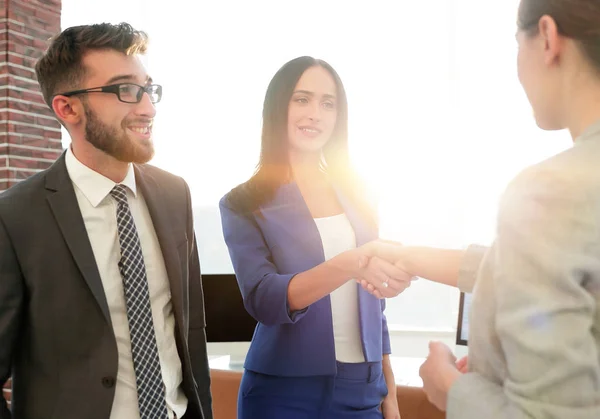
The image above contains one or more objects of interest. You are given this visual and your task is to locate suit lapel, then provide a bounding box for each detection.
[334,187,377,247]
[262,183,378,264]
[262,182,325,266]
[45,153,112,323]
[134,166,185,333]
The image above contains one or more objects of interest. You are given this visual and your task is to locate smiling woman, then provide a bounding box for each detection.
[218,55,407,419]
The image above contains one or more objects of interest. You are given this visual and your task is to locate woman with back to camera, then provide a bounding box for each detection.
[363,0,600,417]
[219,56,414,418]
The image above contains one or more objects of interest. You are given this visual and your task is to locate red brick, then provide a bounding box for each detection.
[7,0,35,14]
[7,42,44,60]
[5,98,53,116]
[32,37,49,50]
[7,146,61,160]
[43,132,62,143]
[34,116,60,129]
[14,123,57,138]
[8,54,25,66]
[7,1,55,32]
[8,88,46,105]
[9,156,55,170]
[16,0,61,16]
[23,23,56,41]
[2,64,35,80]
[4,74,39,90]
[6,28,34,48]
[2,111,35,125]
[1,88,45,105]
[35,7,60,20]
[8,134,59,149]
[0,0,61,195]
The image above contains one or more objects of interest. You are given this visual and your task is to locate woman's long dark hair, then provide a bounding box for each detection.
[227,56,376,227]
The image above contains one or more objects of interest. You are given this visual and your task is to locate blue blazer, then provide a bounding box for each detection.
[219,182,391,377]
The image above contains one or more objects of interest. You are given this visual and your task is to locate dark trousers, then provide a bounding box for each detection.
[238,361,388,418]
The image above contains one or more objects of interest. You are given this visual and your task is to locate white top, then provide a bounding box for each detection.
[65,147,186,419]
[314,213,365,363]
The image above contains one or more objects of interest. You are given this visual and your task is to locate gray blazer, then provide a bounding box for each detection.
[448,121,600,418]
[0,153,212,419]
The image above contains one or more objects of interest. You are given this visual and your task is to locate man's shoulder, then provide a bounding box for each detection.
[0,170,48,207]
[137,163,185,188]
[137,163,183,182]
[0,153,66,208]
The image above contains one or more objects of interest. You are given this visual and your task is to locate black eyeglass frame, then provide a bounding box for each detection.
[55,83,162,104]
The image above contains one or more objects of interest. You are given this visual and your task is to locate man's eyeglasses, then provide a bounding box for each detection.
[56,83,162,104]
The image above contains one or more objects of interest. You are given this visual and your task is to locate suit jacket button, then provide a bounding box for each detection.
[101,376,116,388]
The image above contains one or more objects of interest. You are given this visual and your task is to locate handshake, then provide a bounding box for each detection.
[353,240,417,299]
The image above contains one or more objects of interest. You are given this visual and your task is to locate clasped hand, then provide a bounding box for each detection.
[354,240,416,299]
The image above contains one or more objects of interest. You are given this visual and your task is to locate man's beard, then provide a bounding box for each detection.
[84,105,154,164]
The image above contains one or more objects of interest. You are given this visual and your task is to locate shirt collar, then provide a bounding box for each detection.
[575,118,600,144]
[65,146,137,208]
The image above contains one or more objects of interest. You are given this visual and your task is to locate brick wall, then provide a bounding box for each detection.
[0,0,62,193]
[1,0,62,409]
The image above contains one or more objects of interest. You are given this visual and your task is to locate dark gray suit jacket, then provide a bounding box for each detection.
[0,153,213,419]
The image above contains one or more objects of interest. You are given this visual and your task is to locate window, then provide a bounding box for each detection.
[62,0,571,339]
